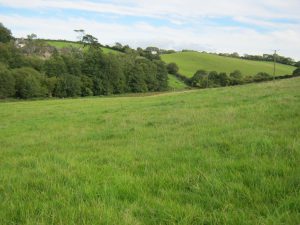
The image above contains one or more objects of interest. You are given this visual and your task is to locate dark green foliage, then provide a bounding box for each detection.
[155,60,168,91]
[23,56,44,72]
[42,76,57,97]
[82,34,100,48]
[54,75,82,97]
[207,71,230,87]
[44,55,67,77]
[293,68,300,76]
[12,67,46,99]
[295,61,300,68]
[62,54,82,76]
[167,62,179,75]
[0,43,24,68]
[218,72,230,86]
[0,23,13,43]
[229,70,243,85]
[253,72,272,82]
[127,63,148,93]
[0,64,15,98]
[190,70,208,87]
[80,75,94,96]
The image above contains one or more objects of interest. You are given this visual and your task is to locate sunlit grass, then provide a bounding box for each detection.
[0,78,299,224]
[162,51,296,77]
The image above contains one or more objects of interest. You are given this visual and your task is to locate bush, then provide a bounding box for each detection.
[253,72,272,82]
[12,67,45,99]
[167,63,179,75]
[190,70,207,87]
[229,70,243,85]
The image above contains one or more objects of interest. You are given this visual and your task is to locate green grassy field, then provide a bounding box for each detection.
[1,78,299,224]
[46,40,120,54]
[168,74,188,90]
[162,51,296,77]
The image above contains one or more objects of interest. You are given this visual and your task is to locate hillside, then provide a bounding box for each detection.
[161,51,296,77]
[46,40,120,54]
[168,74,188,90]
[1,78,299,224]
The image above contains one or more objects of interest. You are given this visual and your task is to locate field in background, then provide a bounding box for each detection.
[1,78,299,224]
[46,40,120,54]
[162,51,296,77]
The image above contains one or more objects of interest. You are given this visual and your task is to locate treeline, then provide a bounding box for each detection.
[0,23,168,99]
[218,52,299,67]
[167,62,300,89]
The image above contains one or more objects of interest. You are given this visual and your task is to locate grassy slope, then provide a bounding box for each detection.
[46,40,120,54]
[0,78,299,224]
[161,51,296,77]
[168,74,188,90]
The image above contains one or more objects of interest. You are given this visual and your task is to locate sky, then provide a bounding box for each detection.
[0,0,299,60]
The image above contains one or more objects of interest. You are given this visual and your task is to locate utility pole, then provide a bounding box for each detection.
[273,50,278,81]
[207,74,209,88]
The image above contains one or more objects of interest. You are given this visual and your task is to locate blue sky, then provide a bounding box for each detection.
[0,0,299,59]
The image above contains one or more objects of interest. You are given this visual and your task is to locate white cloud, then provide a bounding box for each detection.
[0,0,299,59]
[1,14,300,60]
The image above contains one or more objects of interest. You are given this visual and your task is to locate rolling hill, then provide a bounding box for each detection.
[161,51,296,77]
[46,40,120,54]
[1,77,299,224]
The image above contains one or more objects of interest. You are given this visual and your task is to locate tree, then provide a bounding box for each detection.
[44,55,67,77]
[167,63,179,75]
[42,76,57,97]
[295,61,300,68]
[229,70,243,85]
[218,72,230,86]
[127,63,148,93]
[0,43,24,68]
[0,64,15,98]
[155,60,168,91]
[190,70,207,87]
[0,23,13,43]
[12,67,45,99]
[82,34,100,48]
[54,75,82,97]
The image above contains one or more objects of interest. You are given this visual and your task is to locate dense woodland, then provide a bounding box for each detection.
[0,23,168,99]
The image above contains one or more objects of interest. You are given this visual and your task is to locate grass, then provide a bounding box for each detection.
[161,51,296,77]
[168,74,188,90]
[46,40,120,54]
[0,78,299,224]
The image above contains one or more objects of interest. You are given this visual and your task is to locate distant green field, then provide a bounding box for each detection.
[168,74,188,90]
[162,51,296,77]
[1,78,299,224]
[46,40,120,54]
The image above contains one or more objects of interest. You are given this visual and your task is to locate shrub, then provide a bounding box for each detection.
[12,67,45,99]
[167,63,179,75]
[229,70,243,85]
[253,72,272,82]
